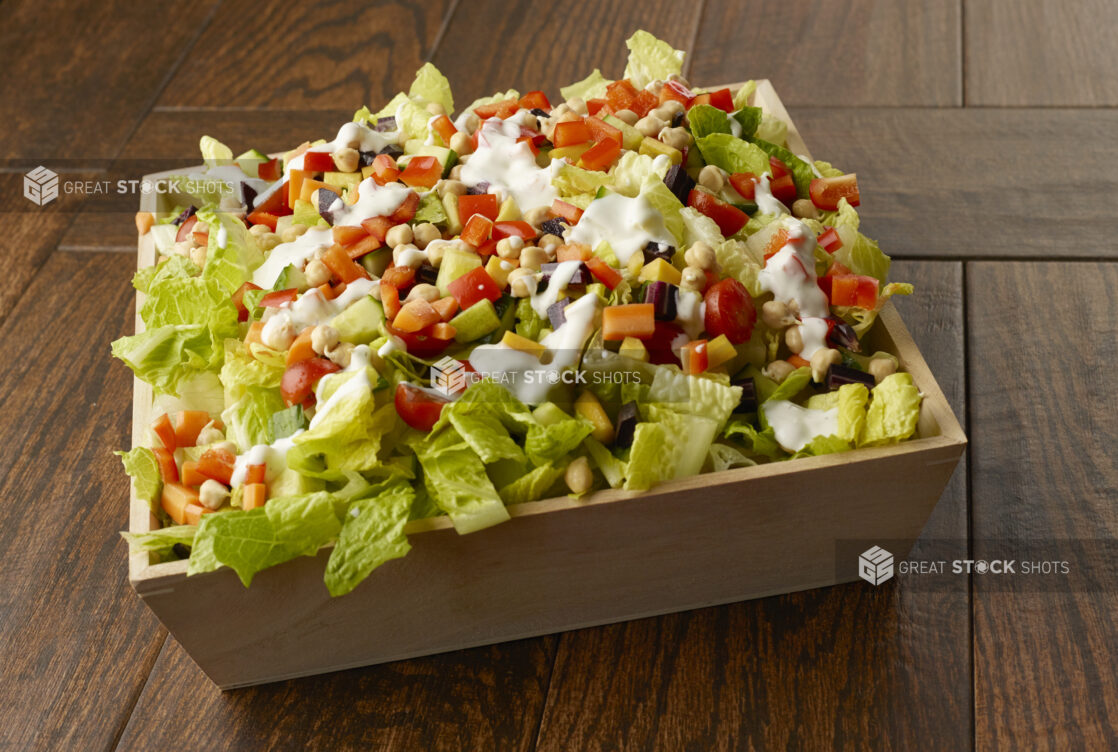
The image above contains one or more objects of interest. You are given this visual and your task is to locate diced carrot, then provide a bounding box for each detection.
[392,298,442,333]
[457,193,499,223]
[787,354,811,369]
[153,448,179,484]
[183,503,207,526]
[429,322,456,340]
[332,225,368,247]
[361,216,394,243]
[381,265,416,289]
[344,233,382,260]
[197,448,236,486]
[602,303,656,340]
[681,340,709,375]
[288,169,310,209]
[585,257,622,290]
[578,139,621,171]
[317,282,338,301]
[243,483,267,511]
[299,178,341,205]
[432,296,458,321]
[246,210,280,231]
[556,242,591,262]
[245,464,267,485]
[551,200,584,224]
[286,327,315,366]
[172,411,213,447]
[181,460,208,487]
[322,244,370,283]
[389,192,419,223]
[150,413,176,451]
[161,483,199,525]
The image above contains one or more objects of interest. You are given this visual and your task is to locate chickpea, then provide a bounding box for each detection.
[248,223,271,237]
[448,165,464,180]
[684,241,716,270]
[281,224,308,244]
[868,356,898,384]
[810,348,842,383]
[522,206,552,228]
[332,146,360,173]
[412,222,441,249]
[406,283,440,303]
[635,115,667,138]
[304,258,331,287]
[761,300,796,329]
[680,266,706,292]
[566,97,588,115]
[449,132,473,156]
[763,359,797,384]
[198,479,230,511]
[496,236,524,259]
[507,268,537,297]
[652,104,675,122]
[135,211,155,235]
[538,233,562,253]
[172,239,193,258]
[392,243,425,268]
[519,246,547,270]
[698,164,726,193]
[458,112,480,135]
[189,244,207,268]
[659,126,691,152]
[785,325,804,354]
[310,325,340,355]
[613,108,639,126]
[659,98,685,117]
[258,232,281,251]
[792,199,820,220]
[261,314,296,351]
[385,223,413,248]
[565,456,593,495]
[425,239,450,268]
[325,341,355,368]
[425,101,446,116]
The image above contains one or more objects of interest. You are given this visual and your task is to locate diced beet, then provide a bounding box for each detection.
[359,150,377,167]
[614,402,639,448]
[547,300,568,330]
[538,217,569,238]
[825,316,861,353]
[733,378,758,413]
[374,115,397,132]
[644,281,677,321]
[377,144,404,159]
[416,264,439,286]
[241,183,257,210]
[826,365,875,390]
[641,241,675,264]
[540,261,590,288]
[317,187,342,225]
[465,181,490,196]
[663,163,695,205]
[172,206,196,226]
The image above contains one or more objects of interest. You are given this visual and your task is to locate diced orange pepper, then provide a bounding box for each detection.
[551,200,584,224]
[381,282,401,320]
[371,154,400,185]
[429,322,456,340]
[461,213,494,247]
[285,327,315,366]
[392,298,442,333]
[288,169,310,209]
[681,339,709,375]
[322,244,370,283]
[398,156,441,188]
[552,119,592,147]
[458,193,499,222]
[150,413,176,451]
[431,115,457,145]
[343,233,382,260]
[181,461,208,487]
[432,296,458,321]
[332,225,368,247]
[556,242,591,262]
[361,216,393,243]
[197,448,236,486]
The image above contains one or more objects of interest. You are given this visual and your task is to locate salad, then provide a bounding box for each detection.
[116,31,921,596]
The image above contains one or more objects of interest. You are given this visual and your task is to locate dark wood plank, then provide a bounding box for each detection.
[969,262,1118,750]
[535,262,971,752]
[0,0,218,160]
[154,0,454,109]
[788,108,1118,259]
[430,0,701,103]
[691,0,960,106]
[115,635,557,751]
[60,109,352,250]
[0,252,167,751]
[966,0,1118,106]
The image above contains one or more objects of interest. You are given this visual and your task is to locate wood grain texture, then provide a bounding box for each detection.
[966,0,1118,105]
[788,108,1118,258]
[430,0,701,102]
[0,0,217,160]
[690,0,960,106]
[969,262,1118,750]
[60,110,352,249]
[114,635,557,752]
[155,0,454,109]
[535,261,971,752]
[0,252,167,751]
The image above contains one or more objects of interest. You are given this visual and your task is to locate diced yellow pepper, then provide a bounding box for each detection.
[485,255,513,289]
[626,249,645,278]
[638,136,683,165]
[575,391,614,443]
[361,164,375,179]
[496,197,521,221]
[500,330,545,358]
[619,336,649,362]
[638,257,683,285]
[549,144,592,163]
[705,334,737,370]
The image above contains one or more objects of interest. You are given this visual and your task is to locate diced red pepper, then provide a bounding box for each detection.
[446,266,502,310]
[659,80,694,107]
[551,199,583,224]
[254,182,289,215]
[518,90,551,111]
[151,413,176,451]
[371,153,400,185]
[384,322,452,358]
[586,98,608,116]
[302,151,336,173]
[381,265,416,290]
[584,116,622,147]
[578,138,621,171]
[728,172,758,200]
[257,157,281,182]
[245,463,267,485]
[770,174,798,205]
[457,193,499,222]
[172,410,217,447]
[361,216,393,243]
[389,192,419,223]
[769,157,790,179]
[630,90,659,118]
[246,210,281,231]
[681,339,709,374]
[605,79,639,112]
[585,257,622,289]
[687,189,748,237]
[553,119,592,147]
[492,221,536,241]
[399,156,441,188]
[706,87,734,112]
[828,274,878,309]
[460,213,494,247]
[474,98,519,119]
[809,174,860,210]
[817,226,843,253]
[259,288,298,308]
[322,245,370,283]
[381,282,401,320]
[431,115,457,146]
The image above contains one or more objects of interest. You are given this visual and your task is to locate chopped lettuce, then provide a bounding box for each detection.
[863,373,922,445]
[625,406,718,489]
[688,104,735,139]
[499,461,567,504]
[609,151,669,198]
[754,115,788,148]
[638,178,685,245]
[731,81,757,110]
[197,207,264,294]
[121,525,197,559]
[222,386,285,452]
[116,447,163,513]
[647,368,742,432]
[199,135,233,168]
[750,137,813,195]
[723,418,784,459]
[409,62,454,116]
[413,427,509,534]
[623,30,684,89]
[708,442,756,472]
[287,376,397,480]
[560,69,611,102]
[696,134,770,177]
[324,480,413,596]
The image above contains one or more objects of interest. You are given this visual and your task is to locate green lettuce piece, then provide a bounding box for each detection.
[624,421,670,490]
[270,404,308,441]
[374,91,430,143]
[863,373,922,446]
[287,375,397,479]
[150,371,226,418]
[750,137,812,195]
[696,133,770,177]
[413,427,509,534]
[623,30,684,89]
[132,255,198,294]
[712,237,764,297]
[553,161,612,197]
[583,437,625,488]
[731,81,757,110]
[764,366,812,404]
[187,490,343,587]
[515,298,545,340]
[708,442,756,472]
[222,386,285,452]
[624,407,719,490]
[499,462,566,504]
[560,69,611,101]
[824,199,891,283]
[731,107,763,139]
[197,207,264,293]
[323,480,413,597]
[835,382,869,444]
[200,135,233,168]
[813,160,845,178]
[409,62,454,116]
[352,105,373,125]
[117,447,163,513]
[609,151,669,198]
[525,416,592,467]
[112,323,231,396]
[121,525,197,559]
[687,104,734,139]
[754,114,788,148]
[723,418,784,459]
[449,409,525,464]
[220,342,283,402]
[681,206,724,247]
[792,434,851,458]
[638,178,685,245]
[647,368,742,432]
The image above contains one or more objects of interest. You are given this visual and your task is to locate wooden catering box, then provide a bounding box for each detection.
[126,81,966,689]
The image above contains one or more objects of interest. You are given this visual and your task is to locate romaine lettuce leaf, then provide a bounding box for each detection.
[749,137,812,195]
[731,81,757,110]
[116,447,162,514]
[696,134,770,177]
[413,427,509,534]
[639,178,685,245]
[708,442,756,472]
[199,135,233,168]
[409,62,454,116]
[560,69,611,102]
[623,30,684,89]
[862,373,922,446]
[723,418,784,459]
[498,461,566,504]
[287,377,397,479]
[609,151,669,198]
[197,207,264,294]
[323,480,413,596]
[647,368,742,432]
[688,104,734,139]
[120,525,197,558]
[222,386,285,452]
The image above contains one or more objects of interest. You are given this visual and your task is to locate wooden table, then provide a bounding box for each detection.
[1,1,1115,749]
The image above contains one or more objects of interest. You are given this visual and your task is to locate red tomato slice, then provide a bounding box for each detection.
[687,189,748,237]
[384,322,453,359]
[769,174,798,205]
[704,278,757,345]
[232,281,262,321]
[769,157,790,180]
[280,358,341,406]
[394,383,450,432]
[728,172,758,200]
[809,174,860,210]
[259,288,298,308]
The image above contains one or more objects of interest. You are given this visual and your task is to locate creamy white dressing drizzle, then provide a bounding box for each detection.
[331,178,411,227]
[252,227,334,288]
[460,117,557,210]
[674,288,706,340]
[758,218,830,360]
[754,173,789,216]
[230,431,304,487]
[530,260,582,318]
[763,400,838,453]
[567,192,675,265]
